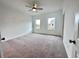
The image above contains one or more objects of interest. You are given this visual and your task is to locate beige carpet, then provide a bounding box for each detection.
[2,33,67,58]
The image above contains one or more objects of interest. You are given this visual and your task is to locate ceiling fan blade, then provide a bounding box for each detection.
[25,5,32,8]
[36,8,43,10]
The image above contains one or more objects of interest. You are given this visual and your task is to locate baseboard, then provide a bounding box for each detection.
[3,32,62,42]
[34,32,62,37]
[3,32,32,42]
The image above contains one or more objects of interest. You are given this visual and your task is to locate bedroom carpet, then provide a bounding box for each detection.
[2,34,67,58]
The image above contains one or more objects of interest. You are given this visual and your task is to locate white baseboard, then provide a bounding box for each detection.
[3,32,32,42]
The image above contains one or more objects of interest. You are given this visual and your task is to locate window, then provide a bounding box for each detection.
[48,17,55,30]
[35,19,40,29]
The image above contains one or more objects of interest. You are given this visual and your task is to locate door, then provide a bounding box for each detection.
[71,13,79,58]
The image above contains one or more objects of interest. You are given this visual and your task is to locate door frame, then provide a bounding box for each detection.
[72,13,79,58]
[0,32,4,58]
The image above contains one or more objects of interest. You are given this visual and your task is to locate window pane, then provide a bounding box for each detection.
[35,19,40,29]
[48,17,55,30]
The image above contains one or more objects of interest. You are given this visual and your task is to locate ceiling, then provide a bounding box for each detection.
[0,0,64,15]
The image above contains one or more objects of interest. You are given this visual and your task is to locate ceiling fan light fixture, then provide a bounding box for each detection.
[32,8,36,11]
[25,0,43,12]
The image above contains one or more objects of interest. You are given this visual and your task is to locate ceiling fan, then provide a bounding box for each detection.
[25,0,43,12]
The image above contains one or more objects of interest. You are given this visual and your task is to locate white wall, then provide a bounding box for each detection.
[32,10,64,36]
[0,3,32,41]
[63,0,79,58]
[78,22,79,38]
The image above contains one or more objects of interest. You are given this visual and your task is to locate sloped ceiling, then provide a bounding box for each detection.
[0,0,64,15]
